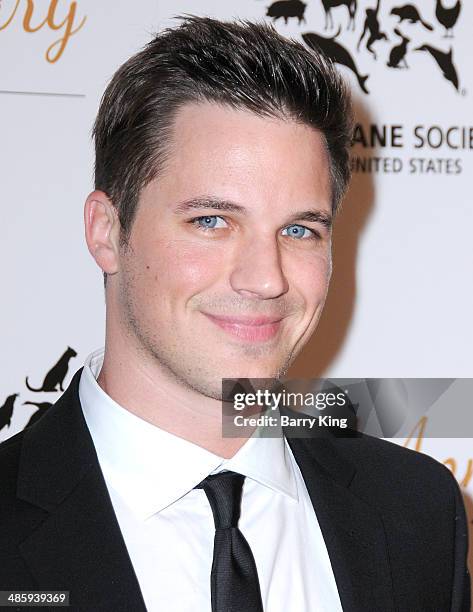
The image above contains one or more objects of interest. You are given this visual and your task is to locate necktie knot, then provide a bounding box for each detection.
[196,470,245,529]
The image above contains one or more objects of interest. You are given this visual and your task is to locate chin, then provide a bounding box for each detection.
[219,361,285,381]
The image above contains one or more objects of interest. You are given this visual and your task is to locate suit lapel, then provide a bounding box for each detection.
[17,369,395,611]
[17,368,147,611]
[286,435,395,612]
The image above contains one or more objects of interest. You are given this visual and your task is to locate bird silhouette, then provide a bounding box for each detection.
[23,400,53,428]
[0,393,19,431]
[435,0,461,38]
[387,28,410,68]
[415,44,459,90]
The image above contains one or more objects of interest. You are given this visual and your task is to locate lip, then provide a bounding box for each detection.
[202,312,283,342]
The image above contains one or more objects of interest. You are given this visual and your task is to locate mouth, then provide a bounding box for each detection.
[202,312,284,342]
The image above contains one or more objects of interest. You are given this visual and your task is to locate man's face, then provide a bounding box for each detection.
[115,102,333,399]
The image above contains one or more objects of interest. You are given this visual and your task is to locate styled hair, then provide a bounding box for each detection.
[93,15,353,282]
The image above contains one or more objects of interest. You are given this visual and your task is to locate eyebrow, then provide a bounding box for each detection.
[173,196,332,229]
[287,210,332,229]
[174,197,247,215]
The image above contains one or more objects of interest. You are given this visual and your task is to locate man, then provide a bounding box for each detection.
[0,15,469,612]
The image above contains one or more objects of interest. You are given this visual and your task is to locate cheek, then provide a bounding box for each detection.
[287,250,332,304]
[149,239,224,293]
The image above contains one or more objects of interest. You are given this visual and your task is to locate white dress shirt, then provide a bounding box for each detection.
[79,348,342,612]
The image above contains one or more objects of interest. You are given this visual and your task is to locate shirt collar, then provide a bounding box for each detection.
[79,347,298,520]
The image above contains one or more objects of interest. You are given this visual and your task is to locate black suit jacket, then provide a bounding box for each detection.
[0,368,470,611]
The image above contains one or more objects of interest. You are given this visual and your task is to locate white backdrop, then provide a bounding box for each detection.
[1,0,472,578]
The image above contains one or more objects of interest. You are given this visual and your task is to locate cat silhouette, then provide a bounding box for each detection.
[23,400,53,428]
[25,346,77,392]
[0,393,19,431]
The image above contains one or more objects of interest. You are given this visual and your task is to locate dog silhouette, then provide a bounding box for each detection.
[415,44,459,90]
[390,4,433,30]
[387,28,410,68]
[321,0,357,31]
[23,400,53,429]
[357,0,388,60]
[0,393,18,431]
[302,29,369,93]
[436,0,461,38]
[25,346,77,392]
[267,0,307,24]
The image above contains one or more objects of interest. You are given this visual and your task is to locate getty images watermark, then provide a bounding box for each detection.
[221,378,473,439]
[232,387,350,430]
[222,379,357,438]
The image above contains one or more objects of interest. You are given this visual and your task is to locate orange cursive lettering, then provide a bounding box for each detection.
[23,0,48,32]
[0,0,21,30]
[403,417,473,488]
[46,0,86,63]
[0,0,86,62]
[403,416,427,453]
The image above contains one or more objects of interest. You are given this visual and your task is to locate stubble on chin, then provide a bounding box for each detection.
[116,245,306,401]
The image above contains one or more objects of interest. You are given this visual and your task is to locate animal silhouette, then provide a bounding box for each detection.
[415,44,459,90]
[321,0,357,31]
[23,400,53,428]
[25,346,77,392]
[390,4,433,30]
[357,0,388,60]
[436,0,461,38]
[387,28,410,67]
[302,29,369,93]
[0,393,18,431]
[267,0,306,24]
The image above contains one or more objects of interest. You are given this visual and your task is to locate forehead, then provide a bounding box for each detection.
[145,101,332,215]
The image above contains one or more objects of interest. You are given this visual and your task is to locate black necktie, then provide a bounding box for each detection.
[195,470,264,612]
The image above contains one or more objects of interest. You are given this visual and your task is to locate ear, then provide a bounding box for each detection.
[84,190,121,276]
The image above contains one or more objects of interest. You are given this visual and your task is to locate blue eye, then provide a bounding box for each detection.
[193,215,227,230]
[282,224,314,239]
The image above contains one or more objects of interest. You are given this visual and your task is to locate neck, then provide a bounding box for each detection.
[96,334,250,460]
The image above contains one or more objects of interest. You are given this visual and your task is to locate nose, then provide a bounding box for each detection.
[229,234,289,300]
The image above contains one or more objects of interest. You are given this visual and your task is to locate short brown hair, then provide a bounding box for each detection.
[93,15,353,281]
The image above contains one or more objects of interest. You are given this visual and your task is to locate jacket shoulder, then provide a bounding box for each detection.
[0,428,26,494]
[328,433,464,524]
[334,432,455,487]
